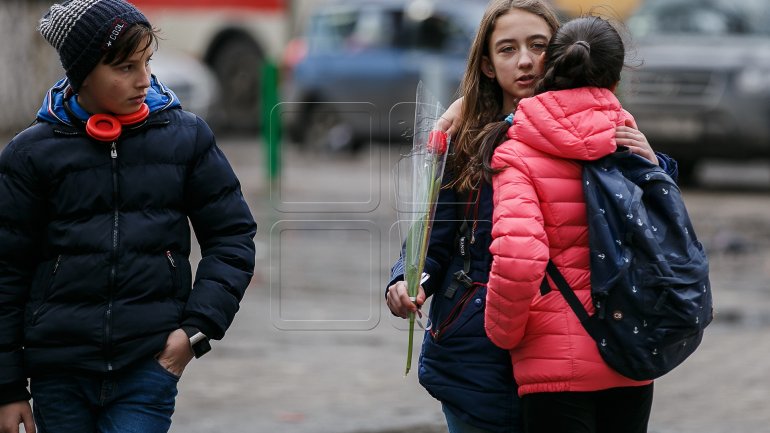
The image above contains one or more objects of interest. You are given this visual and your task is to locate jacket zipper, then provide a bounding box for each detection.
[105,141,119,372]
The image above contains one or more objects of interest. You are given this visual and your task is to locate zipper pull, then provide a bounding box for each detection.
[110,142,117,159]
[165,251,176,267]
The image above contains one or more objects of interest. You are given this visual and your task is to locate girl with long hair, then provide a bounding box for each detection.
[386,3,673,432]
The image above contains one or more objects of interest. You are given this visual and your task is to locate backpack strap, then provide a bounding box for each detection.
[542,260,599,337]
[443,188,477,299]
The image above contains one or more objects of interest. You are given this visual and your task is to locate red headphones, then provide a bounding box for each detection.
[85,103,150,141]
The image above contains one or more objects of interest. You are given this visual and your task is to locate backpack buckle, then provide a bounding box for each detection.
[444,270,473,299]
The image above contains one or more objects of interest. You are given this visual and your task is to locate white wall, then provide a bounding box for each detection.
[0,1,62,134]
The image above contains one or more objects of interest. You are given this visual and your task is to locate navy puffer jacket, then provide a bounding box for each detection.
[389,173,518,433]
[0,78,256,403]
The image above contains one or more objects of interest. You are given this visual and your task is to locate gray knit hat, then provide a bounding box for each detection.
[39,0,150,90]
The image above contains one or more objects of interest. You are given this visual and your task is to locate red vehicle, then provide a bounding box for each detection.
[131,0,289,130]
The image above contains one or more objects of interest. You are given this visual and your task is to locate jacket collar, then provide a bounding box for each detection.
[37,75,182,126]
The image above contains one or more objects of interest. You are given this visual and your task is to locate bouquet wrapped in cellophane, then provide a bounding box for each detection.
[401,82,448,376]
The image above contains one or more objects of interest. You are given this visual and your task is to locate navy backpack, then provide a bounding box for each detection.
[542,149,713,381]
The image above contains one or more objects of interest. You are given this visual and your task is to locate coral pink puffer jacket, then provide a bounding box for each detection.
[486,87,652,396]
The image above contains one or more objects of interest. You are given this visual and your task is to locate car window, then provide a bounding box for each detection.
[308,8,357,52]
[629,0,770,37]
[396,12,472,54]
[348,9,401,50]
[397,15,446,51]
[305,3,477,55]
[308,7,402,52]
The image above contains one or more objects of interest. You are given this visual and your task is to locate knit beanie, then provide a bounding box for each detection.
[39,0,150,90]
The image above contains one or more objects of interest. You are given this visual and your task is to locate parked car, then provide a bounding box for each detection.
[131,0,289,132]
[622,0,770,182]
[281,0,486,152]
[151,49,220,122]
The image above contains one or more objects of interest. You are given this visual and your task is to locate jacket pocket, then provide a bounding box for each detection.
[29,255,63,325]
[430,284,484,342]
[165,250,192,305]
[165,250,180,295]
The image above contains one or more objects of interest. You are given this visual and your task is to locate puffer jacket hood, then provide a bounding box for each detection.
[486,87,651,397]
[508,87,627,161]
[36,75,181,126]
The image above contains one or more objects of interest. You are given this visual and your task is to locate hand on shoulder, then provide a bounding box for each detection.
[437,98,464,138]
[615,119,658,165]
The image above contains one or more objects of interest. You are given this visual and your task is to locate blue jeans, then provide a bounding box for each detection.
[443,404,496,433]
[30,358,179,433]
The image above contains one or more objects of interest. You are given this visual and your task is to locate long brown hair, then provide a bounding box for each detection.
[449,0,560,192]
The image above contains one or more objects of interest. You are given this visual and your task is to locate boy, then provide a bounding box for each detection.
[0,1,257,432]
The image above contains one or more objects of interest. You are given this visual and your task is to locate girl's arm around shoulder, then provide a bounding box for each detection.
[613,120,679,180]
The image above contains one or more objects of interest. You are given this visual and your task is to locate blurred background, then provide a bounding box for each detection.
[1,1,769,432]
[2,0,770,185]
[0,0,663,135]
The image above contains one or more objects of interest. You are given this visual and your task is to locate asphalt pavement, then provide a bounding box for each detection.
[162,136,770,433]
[5,132,768,433]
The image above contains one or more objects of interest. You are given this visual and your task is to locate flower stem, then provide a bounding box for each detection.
[405,311,415,376]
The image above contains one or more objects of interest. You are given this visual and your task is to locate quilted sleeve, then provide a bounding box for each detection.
[485,142,550,350]
[182,118,257,340]
[656,152,679,181]
[0,140,44,403]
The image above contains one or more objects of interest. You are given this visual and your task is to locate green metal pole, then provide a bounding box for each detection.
[261,60,281,184]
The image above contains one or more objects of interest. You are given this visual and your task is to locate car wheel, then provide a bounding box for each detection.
[303,106,357,153]
[210,36,263,132]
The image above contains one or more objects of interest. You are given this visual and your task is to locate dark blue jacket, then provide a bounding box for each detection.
[388,155,678,433]
[390,173,518,433]
[0,78,256,404]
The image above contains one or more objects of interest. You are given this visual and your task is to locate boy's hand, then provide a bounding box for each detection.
[156,329,194,377]
[386,281,426,319]
[0,401,35,433]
